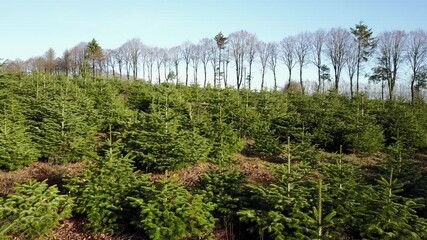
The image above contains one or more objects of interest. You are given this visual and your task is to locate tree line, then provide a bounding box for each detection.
[2,22,427,103]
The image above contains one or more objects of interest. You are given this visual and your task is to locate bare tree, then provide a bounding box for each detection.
[118,42,132,80]
[114,47,125,79]
[123,38,143,80]
[245,33,258,89]
[162,49,170,82]
[280,36,296,88]
[169,46,181,84]
[69,42,86,76]
[406,30,427,104]
[229,30,250,89]
[223,48,230,87]
[208,40,219,87]
[154,47,164,84]
[190,43,201,85]
[105,49,117,78]
[61,49,71,77]
[44,48,56,74]
[258,41,270,90]
[295,32,311,94]
[146,47,156,84]
[376,30,407,100]
[181,41,192,86]
[346,41,358,98]
[199,38,211,87]
[268,42,279,90]
[326,28,351,90]
[311,30,326,92]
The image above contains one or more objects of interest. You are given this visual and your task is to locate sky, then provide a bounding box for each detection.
[1,0,427,91]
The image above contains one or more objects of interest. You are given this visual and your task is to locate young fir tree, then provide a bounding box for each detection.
[128,177,216,240]
[66,133,148,233]
[0,180,73,239]
[198,168,247,238]
[362,168,427,239]
[0,100,40,170]
[125,110,210,172]
[27,82,97,163]
[238,153,313,239]
[125,87,210,172]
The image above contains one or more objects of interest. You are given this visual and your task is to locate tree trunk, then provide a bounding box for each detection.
[175,62,179,85]
[273,69,277,91]
[157,65,161,84]
[317,65,321,93]
[299,64,304,94]
[261,68,265,90]
[185,63,189,86]
[235,59,240,89]
[203,64,207,88]
[248,61,253,90]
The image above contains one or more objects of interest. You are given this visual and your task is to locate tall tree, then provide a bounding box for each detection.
[258,41,270,90]
[123,38,143,80]
[229,30,249,89]
[199,38,211,87]
[245,33,258,89]
[346,41,358,98]
[61,49,71,76]
[406,30,427,104]
[114,47,125,79]
[214,32,228,87]
[326,28,351,90]
[208,39,219,87]
[376,30,407,100]
[351,22,376,94]
[280,36,297,88]
[44,48,56,74]
[69,42,87,76]
[190,43,201,85]
[181,41,192,86]
[86,38,104,78]
[295,32,312,94]
[146,47,156,84]
[311,30,326,92]
[268,42,279,91]
[169,46,181,84]
[104,49,117,78]
[155,47,164,84]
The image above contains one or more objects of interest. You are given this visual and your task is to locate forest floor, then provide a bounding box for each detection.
[0,151,387,240]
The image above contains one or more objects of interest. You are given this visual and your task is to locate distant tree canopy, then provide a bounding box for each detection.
[2,24,427,101]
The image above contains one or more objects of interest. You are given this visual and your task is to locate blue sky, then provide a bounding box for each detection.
[2,0,426,60]
[1,0,426,91]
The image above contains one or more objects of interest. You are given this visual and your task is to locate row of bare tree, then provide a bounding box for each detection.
[2,24,427,102]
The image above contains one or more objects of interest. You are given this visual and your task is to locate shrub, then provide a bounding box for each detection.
[0,180,73,239]
[128,177,215,240]
[66,148,145,233]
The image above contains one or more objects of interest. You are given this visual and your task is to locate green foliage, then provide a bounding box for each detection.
[66,147,144,233]
[238,164,314,240]
[361,169,427,239]
[252,120,282,156]
[375,101,427,154]
[0,180,73,239]
[128,177,215,240]
[0,102,40,170]
[199,168,246,218]
[347,115,385,155]
[125,111,210,172]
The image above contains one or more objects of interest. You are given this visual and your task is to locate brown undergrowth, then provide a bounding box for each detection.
[0,161,86,197]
